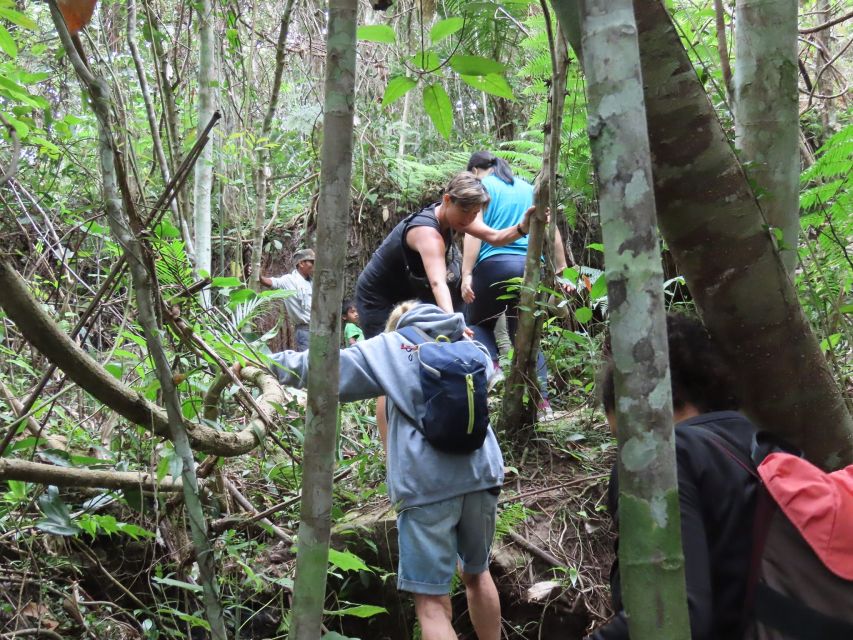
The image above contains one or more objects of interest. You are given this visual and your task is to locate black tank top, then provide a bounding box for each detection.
[356,204,451,305]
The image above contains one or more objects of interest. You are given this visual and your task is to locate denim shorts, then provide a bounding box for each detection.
[396,489,499,595]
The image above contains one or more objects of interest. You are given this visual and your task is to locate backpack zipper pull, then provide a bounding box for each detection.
[466,373,475,434]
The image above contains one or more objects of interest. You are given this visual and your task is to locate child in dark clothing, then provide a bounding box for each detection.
[588,314,759,640]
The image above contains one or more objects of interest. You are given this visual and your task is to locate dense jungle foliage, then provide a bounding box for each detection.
[0,0,850,638]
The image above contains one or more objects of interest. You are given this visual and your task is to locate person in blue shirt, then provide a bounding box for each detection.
[461,151,572,420]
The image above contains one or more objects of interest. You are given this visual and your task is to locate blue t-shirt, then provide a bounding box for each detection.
[477,174,534,264]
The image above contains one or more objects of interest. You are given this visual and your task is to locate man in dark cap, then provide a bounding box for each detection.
[260,248,315,351]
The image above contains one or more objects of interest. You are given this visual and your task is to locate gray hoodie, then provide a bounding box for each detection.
[270,304,504,509]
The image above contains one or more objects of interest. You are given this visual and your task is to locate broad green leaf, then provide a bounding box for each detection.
[460,73,514,100]
[117,522,155,540]
[410,50,440,71]
[328,548,370,572]
[561,330,591,346]
[0,25,17,59]
[212,276,242,288]
[422,83,453,140]
[0,8,37,30]
[229,288,256,305]
[588,275,607,300]
[326,604,388,618]
[37,486,80,536]
[587,243,604,252]
[322,633,359,640]
[839,304,853,314]
[448,54,505,76]
[382,75,416,107]
[152,576,204,593]
[574,306,593,324]
[561,267,579,282]
[430,17,464,43]
[357,24,395,44]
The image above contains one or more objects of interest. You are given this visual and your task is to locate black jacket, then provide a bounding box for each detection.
[587,411,760,640]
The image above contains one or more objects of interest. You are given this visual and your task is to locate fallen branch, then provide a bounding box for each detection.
[0,260,282,457]
[507,530,566,569]
[0,458,184,492]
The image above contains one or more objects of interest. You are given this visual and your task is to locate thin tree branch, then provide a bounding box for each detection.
[799,8,853,34]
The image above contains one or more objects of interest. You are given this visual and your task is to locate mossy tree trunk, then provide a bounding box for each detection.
[580,1,690,638]
[290,0,357,638]
[734,0,799,274]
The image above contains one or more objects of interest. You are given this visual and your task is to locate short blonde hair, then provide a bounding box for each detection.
[385,300,420,332]
[445,171,490,210]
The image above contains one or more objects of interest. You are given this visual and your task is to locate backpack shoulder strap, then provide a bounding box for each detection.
[705,431,776,632]
[397,325,433,345]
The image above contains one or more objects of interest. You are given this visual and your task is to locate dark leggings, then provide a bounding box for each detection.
[465,255,549,398]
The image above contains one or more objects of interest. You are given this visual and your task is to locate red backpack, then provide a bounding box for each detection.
[715,437,853,639]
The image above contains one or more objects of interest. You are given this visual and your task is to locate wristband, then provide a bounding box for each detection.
[516,223,527,237]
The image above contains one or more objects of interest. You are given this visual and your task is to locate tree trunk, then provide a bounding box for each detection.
[290,0,357,638]
[49,4,227,637]
[581,1,690,637]
[632,0,853,469]
[193,0,216,289]
[144,0,194,260]
[499,1,565,432]
[734,0,799,274]
[127,0,184,239]
[250,0,297,289]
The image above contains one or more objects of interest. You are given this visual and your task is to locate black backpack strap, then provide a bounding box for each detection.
[754,582,853,640]
[706,432,775,630]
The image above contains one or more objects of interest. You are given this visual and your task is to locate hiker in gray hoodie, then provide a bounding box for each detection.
[271,302,504,640]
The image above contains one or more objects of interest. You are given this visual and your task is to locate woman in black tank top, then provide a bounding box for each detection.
[355,172,538,338]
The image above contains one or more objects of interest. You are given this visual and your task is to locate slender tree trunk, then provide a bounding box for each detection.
[713,0,733,102]
[499,1,565,432]
[581,1,690,637]
[814,0,834,135]
[127,0,183,234]
[632,0,853,469]
[49,4,227,637]
[250,0,298,289]
[734,0,799,274]
[144,0,194,261]
[290,0,357,638]
[193,0,216,287]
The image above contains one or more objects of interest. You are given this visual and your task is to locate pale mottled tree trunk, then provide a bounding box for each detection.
[290,0,357,637]
[633,0,853,469]
[193,0,216,288]
[581,1,690,637]
[734,0,799,273]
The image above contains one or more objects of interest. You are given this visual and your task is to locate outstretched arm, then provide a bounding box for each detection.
[463,205,535,246]
[269,345,385,402]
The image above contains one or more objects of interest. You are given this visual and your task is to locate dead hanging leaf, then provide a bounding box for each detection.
[57,0,99,35]
[382,205,390,222]
[19,601,59,629]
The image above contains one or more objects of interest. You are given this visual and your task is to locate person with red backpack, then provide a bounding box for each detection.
[590,313,853,639]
